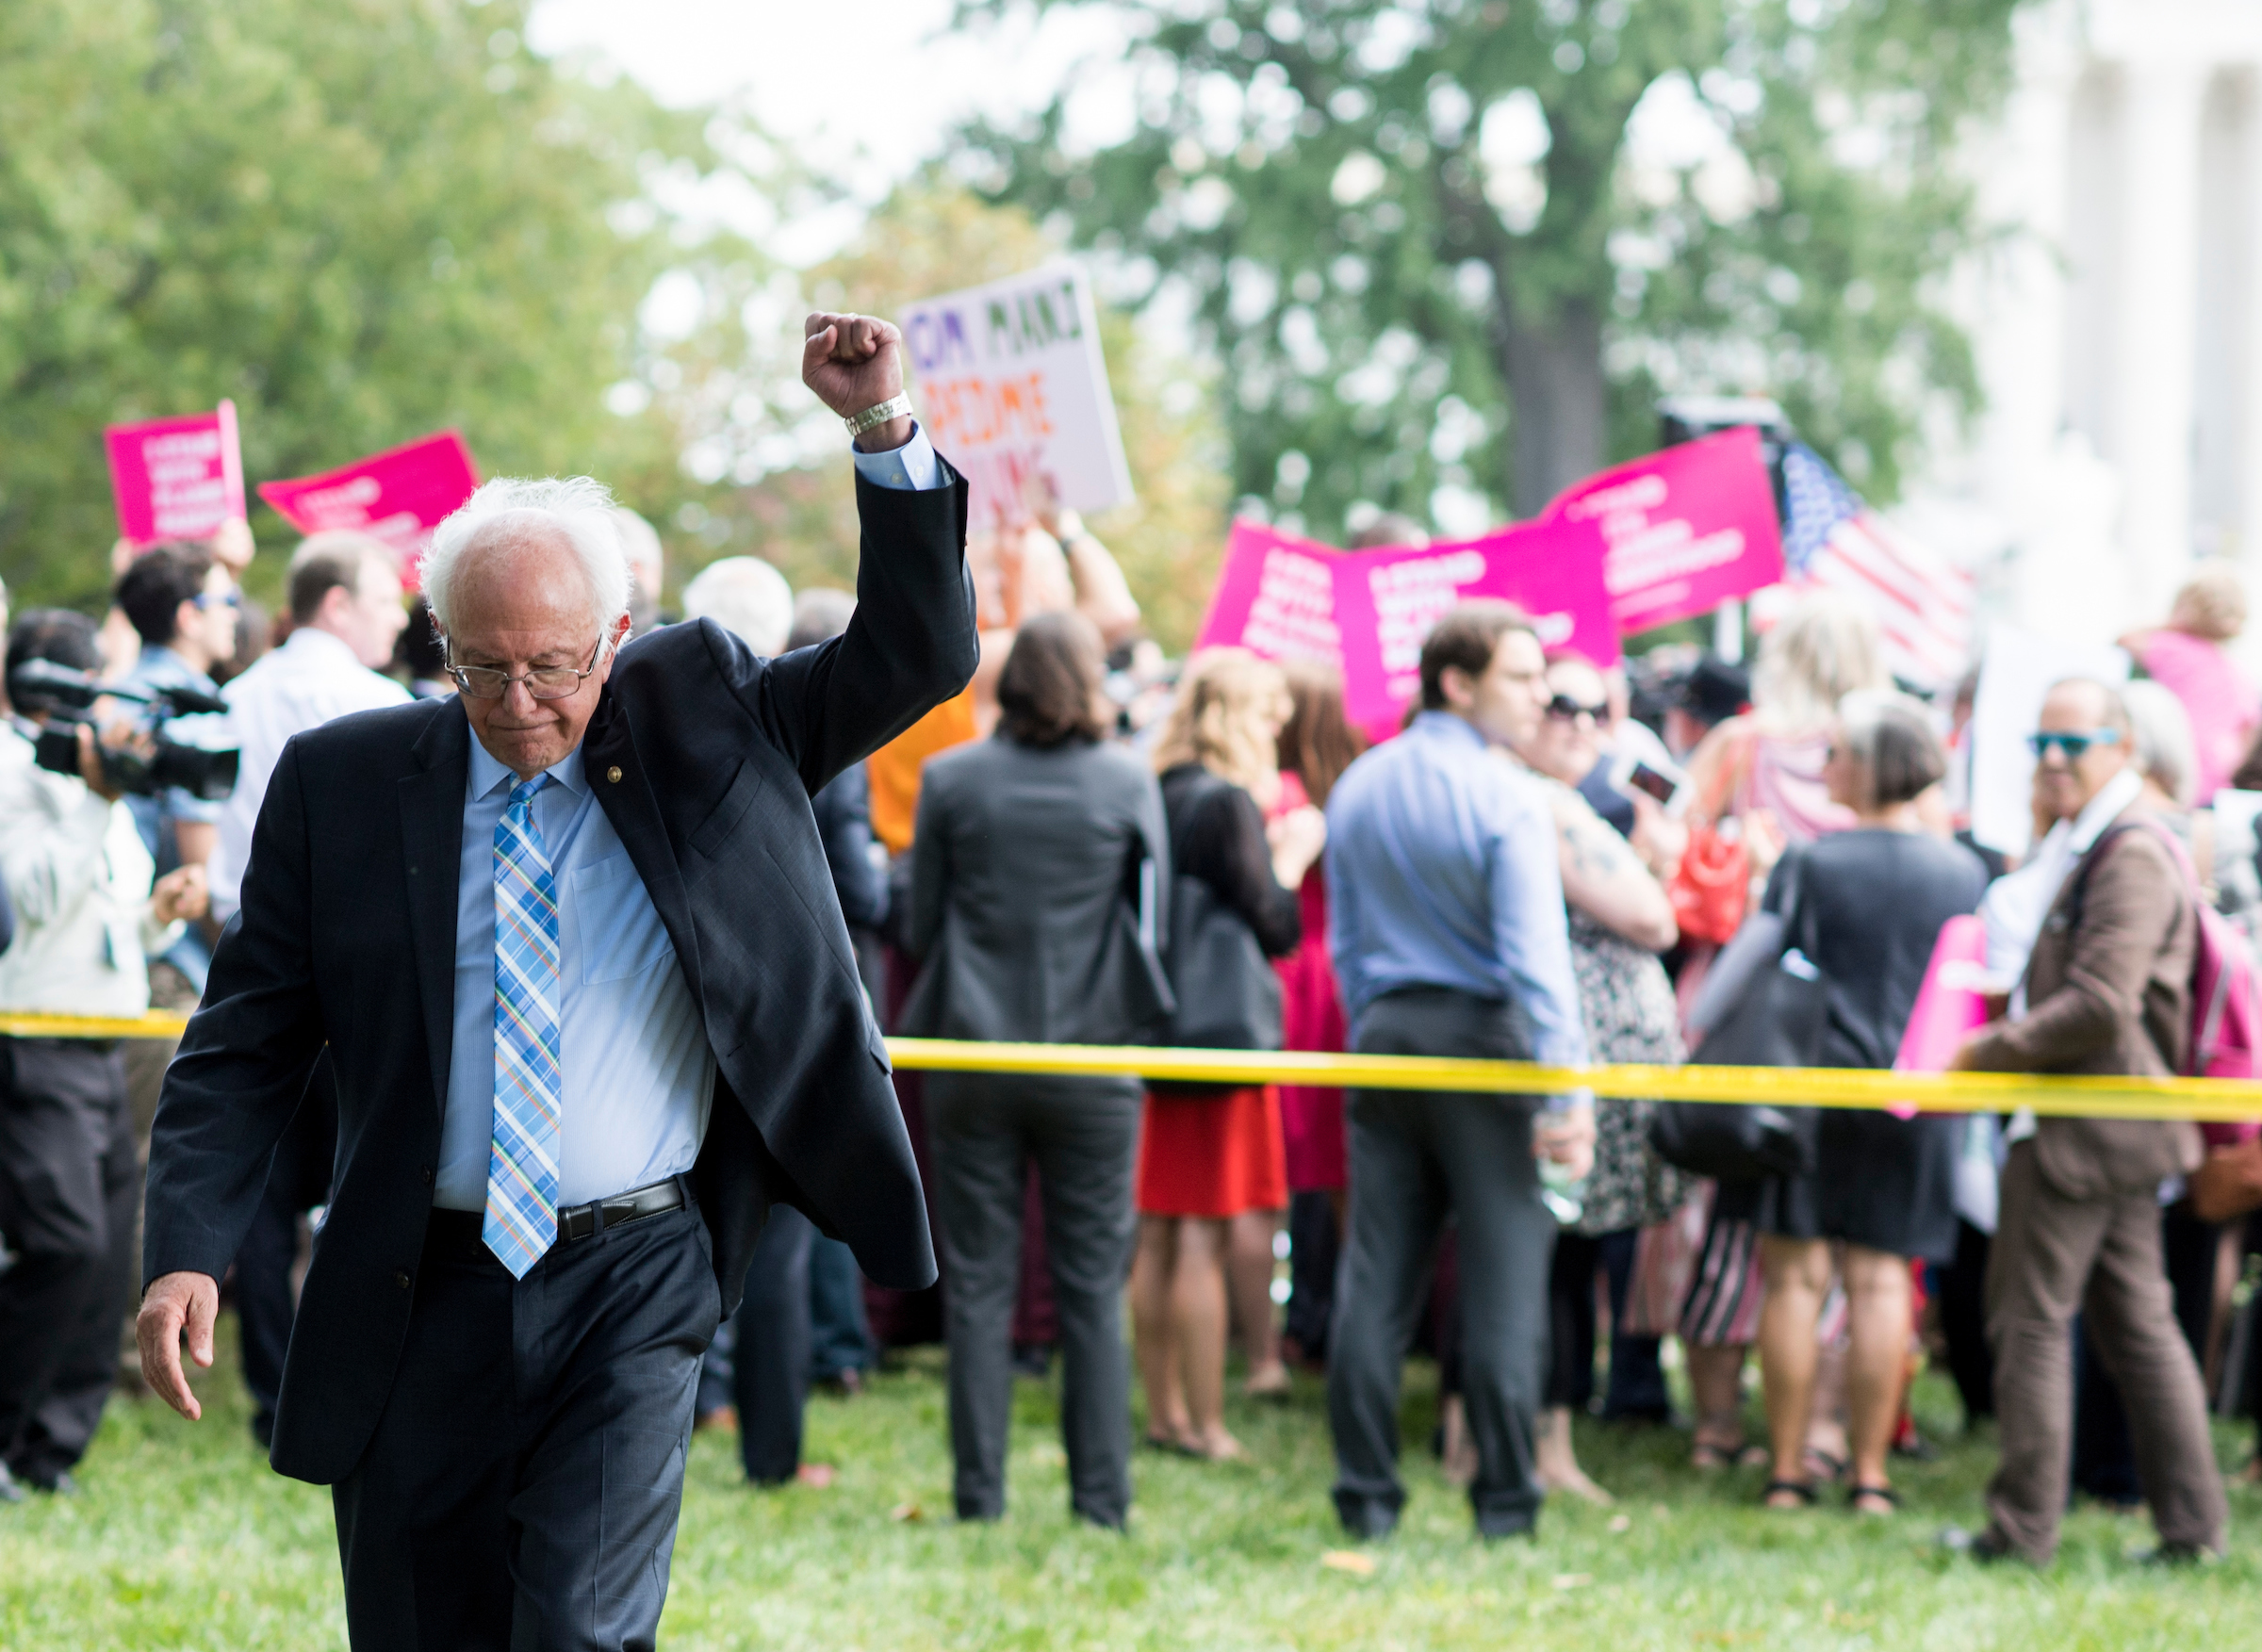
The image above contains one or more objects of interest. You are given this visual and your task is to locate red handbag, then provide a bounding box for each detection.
[1668,730,1754,946]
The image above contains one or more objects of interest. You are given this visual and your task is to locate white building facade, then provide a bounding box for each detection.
[1929,0,2262,657]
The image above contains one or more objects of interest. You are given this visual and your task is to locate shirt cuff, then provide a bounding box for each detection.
[850,421,943,491]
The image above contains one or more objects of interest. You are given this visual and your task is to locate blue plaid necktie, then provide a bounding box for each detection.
[484,775,562,1278]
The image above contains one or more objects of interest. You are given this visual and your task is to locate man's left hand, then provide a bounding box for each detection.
[802,312,911,452]
[1533,1101,1598,1181]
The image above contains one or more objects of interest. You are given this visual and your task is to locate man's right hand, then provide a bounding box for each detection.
[138,1271,220,1421]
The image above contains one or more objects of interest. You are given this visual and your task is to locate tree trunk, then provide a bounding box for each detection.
[1500,295,1607,517]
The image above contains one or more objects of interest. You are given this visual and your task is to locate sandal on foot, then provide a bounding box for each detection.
[1762,1480,1817,1509]
[1847,1482,1900,1514]
[1691,1436,1759,1470]
[1802,1448,1848,1485]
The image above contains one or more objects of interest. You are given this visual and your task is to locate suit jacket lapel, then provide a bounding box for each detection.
[400,705,470,1120]
[583,691,702,996]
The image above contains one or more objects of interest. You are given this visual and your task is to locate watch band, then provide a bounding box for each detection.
[844,395,912,437]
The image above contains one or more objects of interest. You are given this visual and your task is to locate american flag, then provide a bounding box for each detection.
[1778,442,1973,690]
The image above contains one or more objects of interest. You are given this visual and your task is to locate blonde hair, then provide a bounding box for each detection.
[2170,561,2246,642]
[1752,592,1889,736]
[1152,647,1288,794]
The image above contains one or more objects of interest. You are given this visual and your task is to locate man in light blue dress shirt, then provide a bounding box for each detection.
[1323,599,1595,1543]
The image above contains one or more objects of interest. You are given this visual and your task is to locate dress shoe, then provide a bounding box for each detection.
[2133,1542,2219,1569]
[1938,1525,2019,1564]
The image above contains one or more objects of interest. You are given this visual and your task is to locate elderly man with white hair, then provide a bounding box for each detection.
[135,314,975,1650]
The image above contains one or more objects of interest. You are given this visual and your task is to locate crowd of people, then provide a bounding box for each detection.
[4,384,2262,1605]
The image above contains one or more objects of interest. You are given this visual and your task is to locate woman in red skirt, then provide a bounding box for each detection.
[1270,662,1367,1375]
[1132,650,1323,1460]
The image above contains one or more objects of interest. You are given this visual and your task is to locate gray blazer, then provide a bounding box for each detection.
[902,734,1170,1046]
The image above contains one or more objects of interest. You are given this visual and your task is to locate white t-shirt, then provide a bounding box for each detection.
[210,627,412,918]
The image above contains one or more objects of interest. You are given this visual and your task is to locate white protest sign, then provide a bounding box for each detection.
[1969,624,2130,859]
[899,261,1134,532]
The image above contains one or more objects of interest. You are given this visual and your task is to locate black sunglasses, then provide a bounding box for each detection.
[1544,695,1606,724]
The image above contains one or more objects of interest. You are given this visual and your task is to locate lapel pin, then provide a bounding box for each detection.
[607,766,623,783]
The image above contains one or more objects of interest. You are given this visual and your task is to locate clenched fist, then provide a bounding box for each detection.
[802,311,911,452]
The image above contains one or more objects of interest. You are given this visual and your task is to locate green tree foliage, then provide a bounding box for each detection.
[957,0,2023,542]
[715,185,1230,650]
[0,0,773,609]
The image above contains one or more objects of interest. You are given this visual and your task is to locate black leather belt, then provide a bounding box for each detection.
[555,1173,694,1241]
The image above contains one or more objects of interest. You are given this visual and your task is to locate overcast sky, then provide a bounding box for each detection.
[528,0,1123,219]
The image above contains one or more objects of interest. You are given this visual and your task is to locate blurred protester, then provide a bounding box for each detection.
[1951,679,2227,1565]
[113,543,238,892]
[207,532,411,1446]
[1507,650,1690,1503]
[2119,561,2257,804]
[213,534,412,920]
[1664,654,1751,762]
[0,611,207,1500]
[1133,650,1317,1463]
[679,554,835,1487]
[1273,661,1366,1375]
[1676,595,1887,1472]
[2071,678,2233,1510]
[615,506,667,633]
[903,613,1169,1527]
[1722,695,1985,1514]
[788,586,884,1398]
[680,556,792,656]
[393,597,454,699]
[1323,602,1594,1539]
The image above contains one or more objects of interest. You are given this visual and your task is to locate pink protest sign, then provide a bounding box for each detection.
[1332,522,1618,740]
[105,401,245,546]
[1191,520,1344,663]
[1888,914,1992,1118]
[1545,427,1783,636]
[256,432,479,581]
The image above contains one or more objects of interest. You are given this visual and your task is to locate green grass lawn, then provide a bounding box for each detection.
[4,1316,2258,1649]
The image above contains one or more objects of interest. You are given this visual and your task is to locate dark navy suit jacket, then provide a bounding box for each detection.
[143,470,975,1484]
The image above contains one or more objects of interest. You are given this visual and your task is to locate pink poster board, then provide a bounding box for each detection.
[104,401,245,546]
[256,431,480,582]
[1544,426,1783,637]
[1888,914,1992,1118]
[1191,520,1345,663]
[1192,516,1618,742]
[1332,522,1618,742]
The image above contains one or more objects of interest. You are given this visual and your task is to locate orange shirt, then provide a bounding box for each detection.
[866,688,979,855]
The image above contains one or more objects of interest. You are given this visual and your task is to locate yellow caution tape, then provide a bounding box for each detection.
[0,1010,192,1040]
[886,1039,2262,1125]
[6,1013,2252,1125]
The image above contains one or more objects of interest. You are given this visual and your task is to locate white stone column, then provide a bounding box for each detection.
[2112,58,2209,617]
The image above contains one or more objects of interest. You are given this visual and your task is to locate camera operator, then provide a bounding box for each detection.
[0,610,208,1500]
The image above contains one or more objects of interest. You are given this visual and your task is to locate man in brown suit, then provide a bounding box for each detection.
[1953,677,2227,1564]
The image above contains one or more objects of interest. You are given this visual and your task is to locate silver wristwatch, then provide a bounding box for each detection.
[844,395,912,437]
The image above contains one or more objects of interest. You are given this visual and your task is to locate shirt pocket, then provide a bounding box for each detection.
[571,851,677,984]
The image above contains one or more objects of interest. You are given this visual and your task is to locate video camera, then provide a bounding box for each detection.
[7,660,240,802]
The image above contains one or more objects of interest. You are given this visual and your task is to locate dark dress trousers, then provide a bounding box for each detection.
[903,732,1170,1527]
[142,470,975,1645]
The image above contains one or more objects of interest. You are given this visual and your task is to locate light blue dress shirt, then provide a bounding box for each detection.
[1324,711,1590,1069]
[434,424,946,1212]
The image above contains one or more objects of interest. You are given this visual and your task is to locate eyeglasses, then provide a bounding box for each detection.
[446,635,611,701]
[1544,695,1607,724]
[2025,728,2122,761]
[193,590,242,611]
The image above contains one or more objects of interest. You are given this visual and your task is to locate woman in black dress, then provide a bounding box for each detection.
[1738,692,1987,1513]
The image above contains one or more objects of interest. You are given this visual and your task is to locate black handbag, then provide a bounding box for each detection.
[1650,850,1828,1180]
[1159,873,1283,1052]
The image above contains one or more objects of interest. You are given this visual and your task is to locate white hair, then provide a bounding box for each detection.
[2122,678,2198,807]
[422,476,632,634]
[681,556,795,656]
